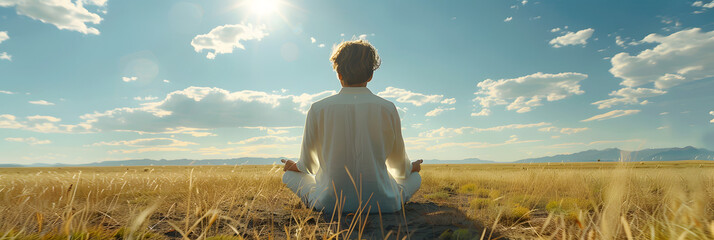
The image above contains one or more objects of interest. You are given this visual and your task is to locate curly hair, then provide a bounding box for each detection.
[330,39,381,85]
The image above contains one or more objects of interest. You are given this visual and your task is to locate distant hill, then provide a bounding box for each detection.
[73,157,283,167]
[5,157,285,168]
[0,164,23,168]
[2,146,712,167]
[516,146,714,163]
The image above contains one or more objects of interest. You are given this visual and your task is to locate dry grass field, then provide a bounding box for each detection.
[0,160,713,239]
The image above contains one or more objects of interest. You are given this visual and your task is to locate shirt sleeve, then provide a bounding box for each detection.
[385,104,412,180]
[295,105,320,174]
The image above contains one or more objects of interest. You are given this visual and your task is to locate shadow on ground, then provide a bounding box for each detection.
[329,202,504,240]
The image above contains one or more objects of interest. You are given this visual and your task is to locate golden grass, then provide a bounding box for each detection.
[421,160,714,239]
[0,160,712,239]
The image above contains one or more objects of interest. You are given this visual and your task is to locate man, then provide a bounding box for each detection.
[281,39,422,214]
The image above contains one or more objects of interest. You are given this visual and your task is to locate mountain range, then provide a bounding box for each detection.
[1,146,712,168]
[515,146,714,163]
[0,157,282,168]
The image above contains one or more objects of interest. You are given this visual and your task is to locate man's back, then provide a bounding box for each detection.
[295,87,412,213]
[281,39,421,214]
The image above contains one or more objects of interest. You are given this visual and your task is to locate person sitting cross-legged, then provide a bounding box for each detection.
[281,39,422,214]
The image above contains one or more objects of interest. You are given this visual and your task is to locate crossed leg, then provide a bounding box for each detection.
[282,171,317,206]
[282,171,422,211]
[396,172,422,203]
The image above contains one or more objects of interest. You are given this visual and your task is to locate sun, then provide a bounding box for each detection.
[250,0,279,15]
[228,0,296,25]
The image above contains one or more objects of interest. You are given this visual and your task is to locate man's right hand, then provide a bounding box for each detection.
[411,159,423,173]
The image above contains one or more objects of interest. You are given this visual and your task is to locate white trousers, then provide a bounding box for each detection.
[282,171,422,212]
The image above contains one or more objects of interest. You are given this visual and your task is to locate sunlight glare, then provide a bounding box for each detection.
[251,0,278,15]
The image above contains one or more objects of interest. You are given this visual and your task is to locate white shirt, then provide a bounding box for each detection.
[295,87,412,213]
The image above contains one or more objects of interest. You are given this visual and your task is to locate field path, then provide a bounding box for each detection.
[334,202,495,239]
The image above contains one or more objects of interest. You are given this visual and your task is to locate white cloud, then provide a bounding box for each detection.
[163,79,170,83]
[5,137,51,145]
[546,139,644,148]
[550,28,561,33]
[310,37,316,43]
[549,28,594,48]
[123,127,215,137]
[0,114,24,129]
[473,72,587,114]
[419,122,550,138]
[0,31,10,61]
[504,17,512,22]
[95,137,197,154]
[191,23,268,59]
[228,135,300,145]
[538,126,557,132]
[440,98,456,104]
[109,147,190,154]
[692,1,714,8]
[7,86,331,136]
[470,108,491,117]
[710,111,714,123]
[426,135,540,151]
[0,52,10,61]
[521,0,528,5]
[560,128,589,134]
[0,90,14,94]
[615,36,625,47]
[192,147,235,156]
[122,76,137,82]
[243,126,300,135]
[0,0,103,34]
[425,107,455,117]
[82,0,107,6]
[396,106,408,114]
[0,114,88,133]
[191,143,300,157]
[538,126,589,135]
[506,96,543,113]
[29,100,55,105]
[581,109,640,122]
[134,96,158,101]
[27,115,61,122]
[0,31,8,44]
[592,87,666,109]
[318,44,325,48]
[659,17,682,32]
[609,28,714,90]
[79,86,335,134]
[404,136,443,150]
[90,138,197,147]
[377,87,451,107]
[615,36,643,48]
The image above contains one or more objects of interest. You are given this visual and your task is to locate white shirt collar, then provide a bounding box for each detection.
[338,87,373,95]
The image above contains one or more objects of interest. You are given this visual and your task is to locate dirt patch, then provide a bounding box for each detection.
[325,202,501,239]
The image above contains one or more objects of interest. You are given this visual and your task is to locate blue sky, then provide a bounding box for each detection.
[1,0,713,164]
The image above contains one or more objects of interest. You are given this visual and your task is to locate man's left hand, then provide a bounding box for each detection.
[281,159,301,172]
